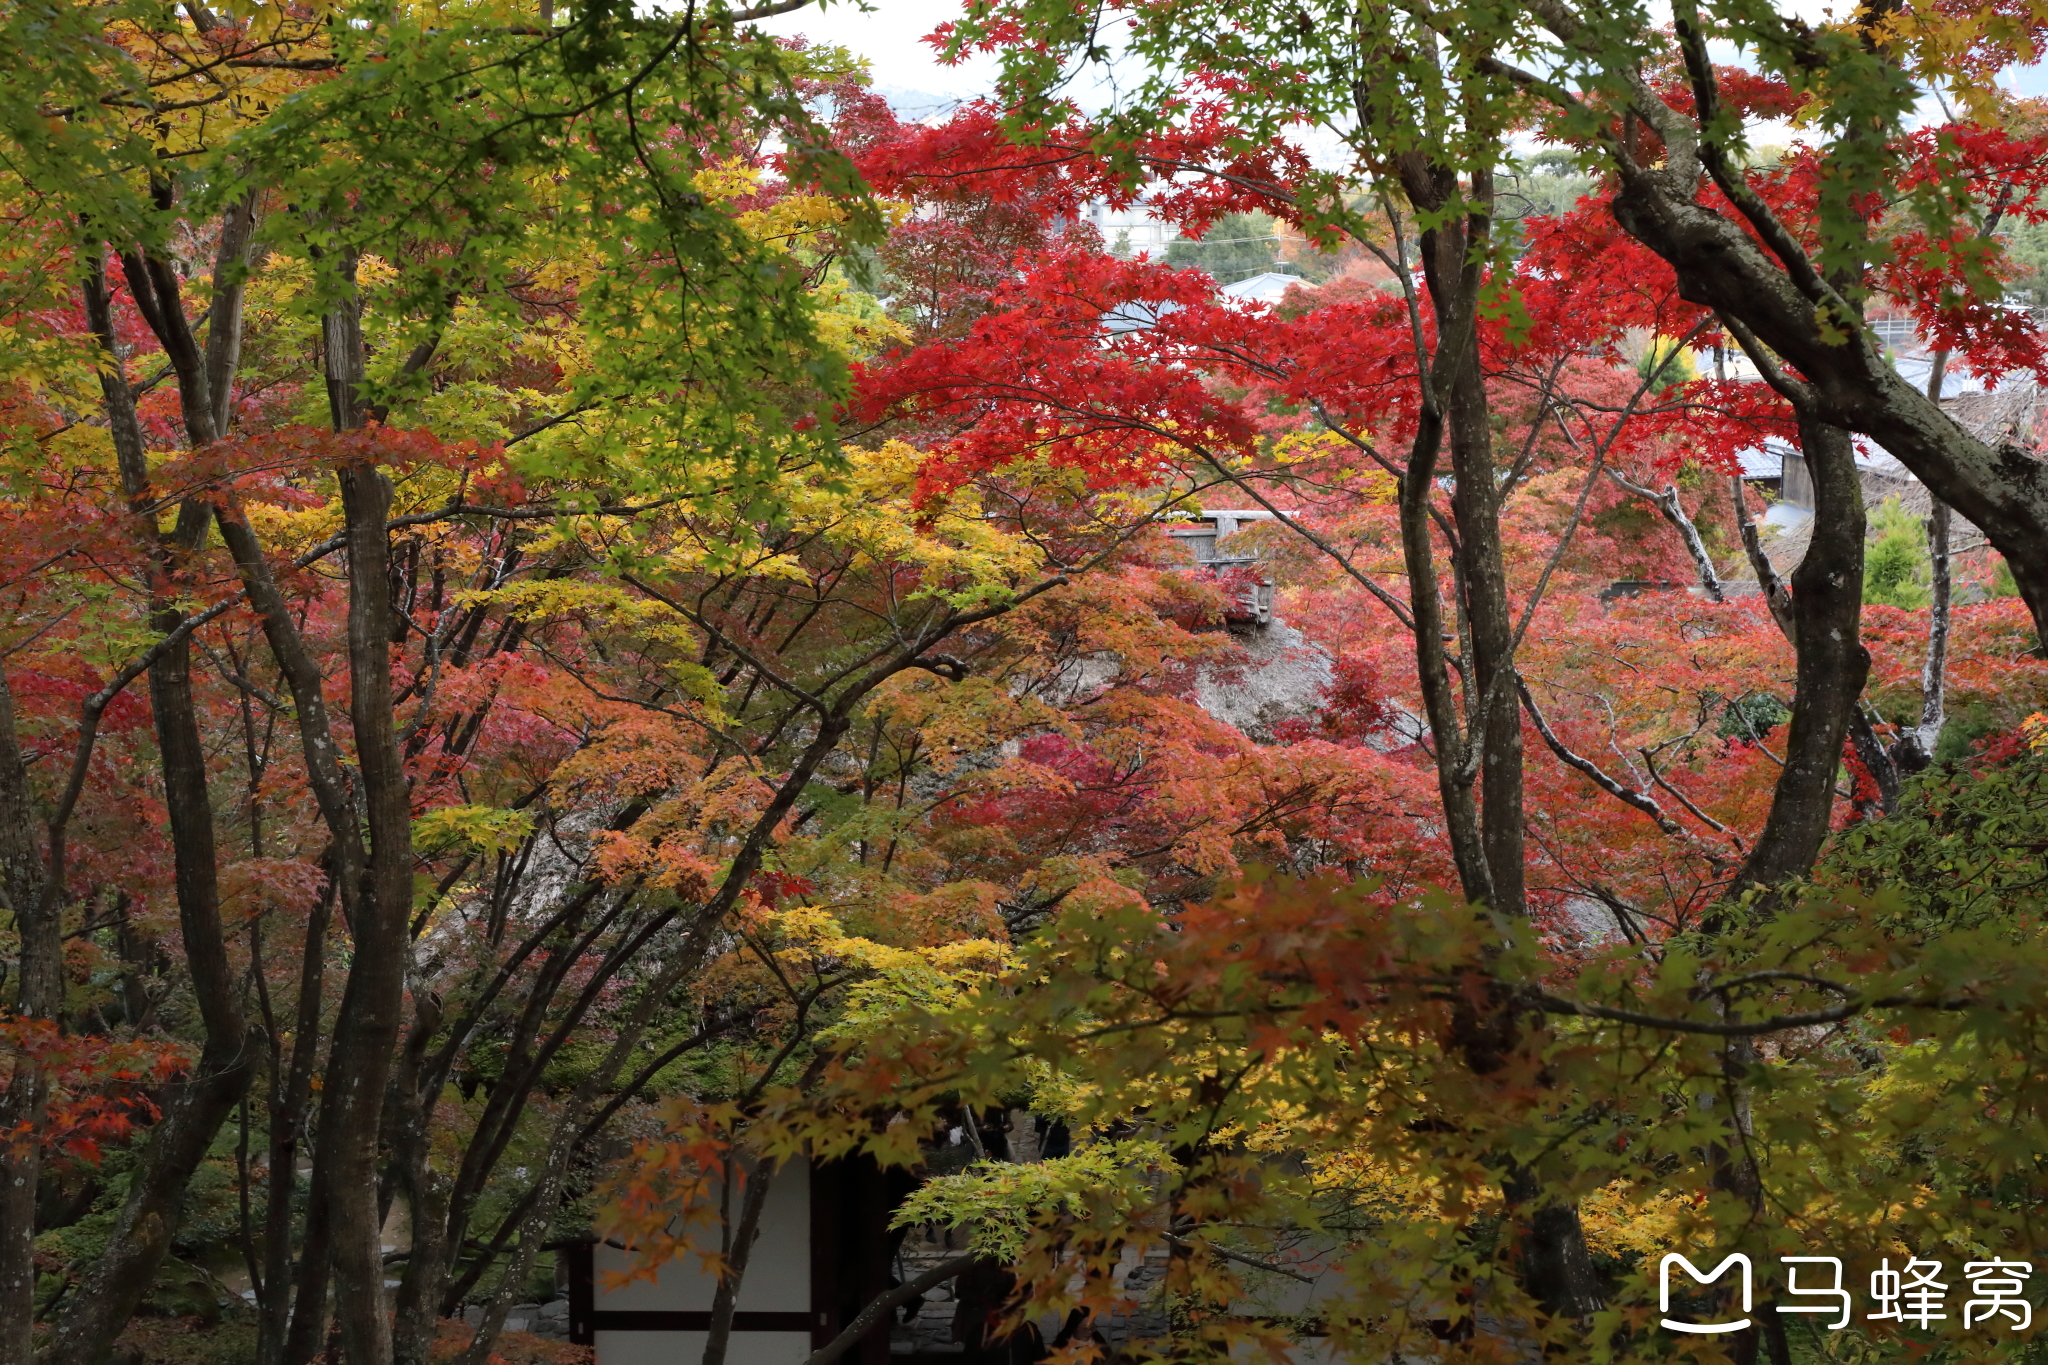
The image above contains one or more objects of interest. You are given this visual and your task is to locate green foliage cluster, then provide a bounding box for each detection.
[1497,151,1598,231]
[1718,690,1791,741]
[1821,735,2048,927]
[1997,218,2048,309]
[1866,495,1933,609]
[1165,213,1299,285]
[1634,336,1699,392]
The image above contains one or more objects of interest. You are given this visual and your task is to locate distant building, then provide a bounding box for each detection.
[1165,509,1279,625]
[1220,271,1312,308]
[1099,271,1315,336]
[1085,197,1183,255]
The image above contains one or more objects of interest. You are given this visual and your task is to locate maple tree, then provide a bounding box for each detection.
[0,5,900,1364]
[5,2,2048,1365]
[768,39,2048,1357]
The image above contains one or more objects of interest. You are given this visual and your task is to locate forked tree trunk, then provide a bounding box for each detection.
[1389,157,1602,1320]
[1390,163,1494,910]
[1606,80,2048,647]
[44,251,260,1365]
[1431,175,1528,917]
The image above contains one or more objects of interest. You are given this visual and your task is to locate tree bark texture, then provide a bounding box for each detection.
[318,463,415,1365]
[1398,410,1493,907]
[1731,416,1870,894]
[1391,155,1600,1318]
[1398,157,1526,917]
[1502,1170,1606,1321]
[44,250,259,1365]
[1382,175,1486,908]
[0,664,55,1365]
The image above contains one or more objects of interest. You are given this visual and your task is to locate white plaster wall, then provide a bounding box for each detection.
[593,1160,811,1312]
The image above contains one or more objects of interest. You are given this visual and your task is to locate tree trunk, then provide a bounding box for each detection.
[46,254,259,1365]
[1904,352,1956,771]
[1730,415,1869,894]
[388,998,453,1365]
[319,463,414,1365]
[1417,167,1526,917]
[700,1161,774,1365]
[1394,158,1600,1320]
[257,877,334,1365]
[205,193,259,438]
[1399,408,1493,906]
[0,663,55,1365]
[1391,164,1493,909]
[1906,497,1953,770]
[1502,1172,1605,1320]
[1446,357,1528,918]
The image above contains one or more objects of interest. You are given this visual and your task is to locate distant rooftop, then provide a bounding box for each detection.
[1221,272,1312,307]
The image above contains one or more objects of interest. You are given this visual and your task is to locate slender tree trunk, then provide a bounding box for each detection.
[46,253,259,1365]
[1730,476,1795,635]
[0,664,55,1365]
[1416,166,1526,916]
[205,192,259,438]
[1388,172,1491,908]
[688,1112,777,1364]
[1907,498,1953,769]
[1393,160,1600,1320]
[387,980,461,1365]
[1445,359,1527,918]
[1845,708,1901,817]
[279,1149,336,1365]
[1902,351,1955,773]
[320,460,414,1365]
[258,878,335,1365]
[218,478,371,1365]
[1399,408,1492,905]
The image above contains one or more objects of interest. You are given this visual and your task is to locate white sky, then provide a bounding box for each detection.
[757,0,997,103]
[757,0,2048,117]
